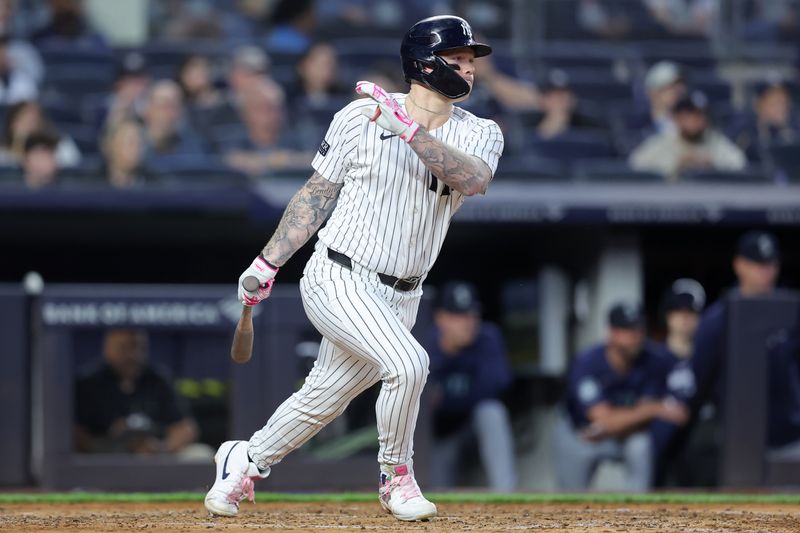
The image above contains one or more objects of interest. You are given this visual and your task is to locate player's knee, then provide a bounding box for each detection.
[390,345,429,387]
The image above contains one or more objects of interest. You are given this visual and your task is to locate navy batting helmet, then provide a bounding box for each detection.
[401,16,492,100]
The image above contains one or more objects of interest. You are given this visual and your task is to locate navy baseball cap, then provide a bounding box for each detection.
[663,278,706,313]
[608,302,645,329]
[435,281,481,314]
[673,90,709,114]
[736,231,781,263]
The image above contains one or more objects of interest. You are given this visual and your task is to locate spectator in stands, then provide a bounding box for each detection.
[222,81,312,176]
[642,0,718,39]
[102,52,151,130]
[630,90,746,181]
[32,0,109,50]
[74,329,205,456]
[264,0,315,55]
[220,0,272,45]
[21,129,59,189]
[661,278,706,359]
[474,51,540,113]
[101,118,153,189]
[195,45,280,133]
[738,0,798,42]
[289,42,349,110]
[729,77,800,162]
[0,0,44,85]
[0,34,37,105]
[429,281,516,493]
[177,54,222,110]
[553,302,688,492]
[0,100,81,167]
[640,61,687,137]
[155,0,224,41]
[531,69,606,140]
[577,0,633,39]
[141,80,205,166]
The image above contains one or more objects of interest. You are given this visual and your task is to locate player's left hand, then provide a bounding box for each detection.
[355,80,420,143]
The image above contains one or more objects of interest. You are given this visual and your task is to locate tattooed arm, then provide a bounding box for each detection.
[409,128,492,196]
[261,171,343,266]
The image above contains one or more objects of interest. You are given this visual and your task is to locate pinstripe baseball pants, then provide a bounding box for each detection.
[247,244,428,469]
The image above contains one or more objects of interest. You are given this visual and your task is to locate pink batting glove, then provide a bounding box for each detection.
[238,255,279,306]
[355,80,420,143]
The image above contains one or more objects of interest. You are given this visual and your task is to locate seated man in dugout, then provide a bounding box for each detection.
[553,303,688,491]
[74,328,211,459]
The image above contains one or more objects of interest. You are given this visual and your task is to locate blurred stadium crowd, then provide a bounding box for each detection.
[2,0,800,188]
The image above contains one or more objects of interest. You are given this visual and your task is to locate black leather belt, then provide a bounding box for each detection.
[327,248,421,292]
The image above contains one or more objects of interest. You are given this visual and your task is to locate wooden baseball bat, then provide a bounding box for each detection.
[230,276,260,364]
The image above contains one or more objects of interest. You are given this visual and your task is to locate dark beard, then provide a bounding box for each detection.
[680,130,705,144]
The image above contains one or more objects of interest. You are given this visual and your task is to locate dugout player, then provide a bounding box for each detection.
[205,16,504,521]
[553,303,688,492]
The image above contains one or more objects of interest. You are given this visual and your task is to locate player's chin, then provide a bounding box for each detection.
[451,83,472,103]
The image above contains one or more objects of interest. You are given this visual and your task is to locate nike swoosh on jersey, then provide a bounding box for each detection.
[221,442,240,480]
[379,132,397,140]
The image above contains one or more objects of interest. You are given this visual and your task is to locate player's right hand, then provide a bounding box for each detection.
[355,80,420,142]
[238,255,279,306]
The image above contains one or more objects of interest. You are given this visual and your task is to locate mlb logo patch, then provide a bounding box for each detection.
[318,140,330,156]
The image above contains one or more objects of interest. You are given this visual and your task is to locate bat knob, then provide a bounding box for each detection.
[242,276,261,292]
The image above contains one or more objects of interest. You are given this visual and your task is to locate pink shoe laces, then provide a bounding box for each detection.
[226,475,255,506]
[387,474,422,502]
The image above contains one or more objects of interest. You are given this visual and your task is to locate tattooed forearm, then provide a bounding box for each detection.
[261,171,343,266]
[409,129,492,196]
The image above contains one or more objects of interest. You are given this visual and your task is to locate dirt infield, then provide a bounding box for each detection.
[1,501,799,532]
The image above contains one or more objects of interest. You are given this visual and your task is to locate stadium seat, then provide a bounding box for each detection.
[148,155,250,186]
[573,159,664,183]
[528,130,617,164]
[768,143,800,183]
[679,168,771,184]
[494,154,567,181]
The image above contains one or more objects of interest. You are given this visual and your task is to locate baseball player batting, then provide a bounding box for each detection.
[205,15,504,522]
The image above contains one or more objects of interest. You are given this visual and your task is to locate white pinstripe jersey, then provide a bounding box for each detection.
[312,94,504,279]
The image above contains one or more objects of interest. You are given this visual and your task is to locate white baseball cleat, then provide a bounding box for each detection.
[378,463,437,521]
[204,440,269,517]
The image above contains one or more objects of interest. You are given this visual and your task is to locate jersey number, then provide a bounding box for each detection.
[428,174,451,196]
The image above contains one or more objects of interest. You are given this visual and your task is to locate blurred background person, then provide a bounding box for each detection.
[74,329,207,457]
[728,77,800,162]
[101,52,151,130]
[141,80,205,167]
[0,100,81,167]
[553,302,688,492]
[661,278,706,360]
[530,69,606,140]
[100,118,153,189]
[0,34,37,105]
[21,129,59,189]
[639,61,687,138]
[429,282,516,493]
[738,0,798,42]
[221,81,312,177]
[630,90,746,182]
[663,231,783,487]
[32,0,109,50]
[642,0,719,39]
[0,0,43,84]
[175,54,223,130]
[263,0,315,55]
[289,41,349,111]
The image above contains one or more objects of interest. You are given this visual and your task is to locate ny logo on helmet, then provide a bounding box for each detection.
[461,21,472,40]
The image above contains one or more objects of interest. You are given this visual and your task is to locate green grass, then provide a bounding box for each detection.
[1,492,800,505]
